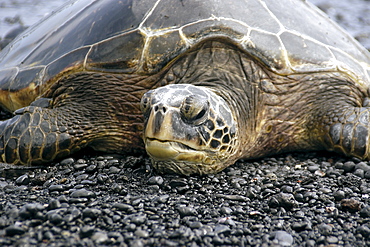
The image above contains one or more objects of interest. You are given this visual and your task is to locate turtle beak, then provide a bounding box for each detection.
[145,139,179,160]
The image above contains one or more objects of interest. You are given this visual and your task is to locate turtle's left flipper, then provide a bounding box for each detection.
[324,105,369,160]
[0,99,84,165]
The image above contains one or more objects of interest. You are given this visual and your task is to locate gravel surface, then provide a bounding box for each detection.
[0,0,370,246]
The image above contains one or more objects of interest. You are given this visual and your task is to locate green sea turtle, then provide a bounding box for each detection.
[0,0,370,175]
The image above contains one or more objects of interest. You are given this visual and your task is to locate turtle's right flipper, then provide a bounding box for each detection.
[0,103,83,165]
[323,106,369,160]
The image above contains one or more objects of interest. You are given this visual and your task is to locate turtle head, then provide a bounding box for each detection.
[141,84,239,175]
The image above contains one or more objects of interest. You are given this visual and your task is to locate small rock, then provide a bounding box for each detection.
[49,185,64,192]
[92,231,108,244]
[130,239,144,247]
[307,165,319,172]
[5,225,26,236]
[74,163,88,170]
[357,225,370,238]
[268,193,297,210]
[353,169,364,178]
[49,213,64,225]
[48,199,61,210]
[333,190,346,201]
[216,194,249,202]
[80,225,95,238]
[355,162,370,172]
[272,231,294,246]
[82,208,102,219]
[360,205,370,218]
[318,223,332,235]
[109,166,120,174]
[281,186,293,193]
[291,222,309,232]
[148,176,164,185]
[60,158,75,166]
[70,189,96,199]
[343,161,356,172]
[43,231,54,240]
[15,174,30,185]
[113,203,135,213]
[86,165,97,173]
[341,198,363,212]
[130,214,147,225]
[188,221,203,229]
[177,206,197,217]
[220,207,233,215]
[326,236,338,244]
[157,194,170,203]
[214,224,231,235]
[135,229,149,238]
[169,178,188,188]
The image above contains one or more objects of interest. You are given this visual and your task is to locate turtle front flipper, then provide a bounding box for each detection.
[0,100,85,165]
[323,104,370,160]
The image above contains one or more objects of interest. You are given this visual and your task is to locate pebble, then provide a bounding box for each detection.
[70,189,96,198]
[357,225,370,238]
[327,236,338,244]
[177,206,197,217]
[80,225,95,238]
[359,206,370,217]
[341,198,363,212]
[135,229,149,238]
[169,178,188,188]
[333,190,346,201]
[220,207,233,215]
[148,176,164,185]
[268,193,297,210]
[130,214,147,225]
[214,224,231,235]
[49,184,64,192]
[60,158,75,166]
[272,231,294,246]
[113,203,135,213]
[318,223,333,235]
[92,231,108,244]
[15,174,30,185]
[307,165,319,172]
[343,161,356,172]
[5,225,26,236]
[49,213,64,225]
[355,162,370,172]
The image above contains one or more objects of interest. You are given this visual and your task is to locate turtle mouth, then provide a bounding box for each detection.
[145,138,218,175]
[144,138,206,162]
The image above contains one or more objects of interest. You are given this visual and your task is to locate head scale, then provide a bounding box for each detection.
[140,84,239,175]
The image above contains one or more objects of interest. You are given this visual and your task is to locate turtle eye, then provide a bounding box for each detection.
[180,95,209,125]
[140,92,153,114]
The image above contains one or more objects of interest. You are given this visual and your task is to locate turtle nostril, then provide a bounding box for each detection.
[154,104,167,113]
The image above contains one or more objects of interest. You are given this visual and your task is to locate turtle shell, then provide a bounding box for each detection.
[0,0,370,111]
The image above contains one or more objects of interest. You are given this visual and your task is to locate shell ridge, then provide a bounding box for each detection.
[138,0,162,30]
[257,0,291,73]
